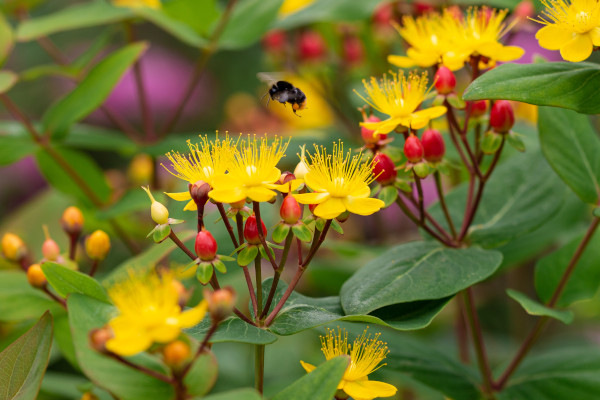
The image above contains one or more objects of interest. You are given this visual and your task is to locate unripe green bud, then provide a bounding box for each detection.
[142,186,169,224]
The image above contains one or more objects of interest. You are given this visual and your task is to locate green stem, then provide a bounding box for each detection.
[255,344,265,394]
[255,253,262,318]
[260,231,294,318]
[434,171,457,238]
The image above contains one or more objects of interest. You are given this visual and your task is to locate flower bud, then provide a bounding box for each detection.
[162,340,191,367]
[85,230,111,260]
[404,135,424,163]
[81,392,99,400]
[1,233,26,262]
[372,153,397,185]
[294,145,310,179]
[414,1,435,15]
[278,171,296,185]
[373,2,393,25]
[205,287,236,322]
[422,129,446,162]
[434,66,456,95]
[298,30,326,61]
[128,153,153,185]
[343,36,364,65]
[466,100,488,118]
[490,100,515,133]
[244,215,266,245]
[189,180,211,208]
[171,278,190,308]
[61,206,84,236]
[42,226,60,261]
[514,0,534,21]
[262,30,286,53]
[361,115,387,144]
[27,264,46,288]
[195,230,218,261]
[89,326,113,353]
[280,195,302,224]
[142,186,169,225]
[229,199,246,210]
[336,210,350,223]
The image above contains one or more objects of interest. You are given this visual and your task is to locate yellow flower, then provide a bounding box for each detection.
[106,270,207,357]
[388,14,468,71]
[355,71,447,136]
[300,328,397,400]
[162,135,234,211]
[533,0,600,62]
[209,135,289,204]
[293,142,384,219]
[279,0,315,17]
[112,0,161,9]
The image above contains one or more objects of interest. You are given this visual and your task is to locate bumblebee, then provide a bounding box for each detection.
[257,73,307,116]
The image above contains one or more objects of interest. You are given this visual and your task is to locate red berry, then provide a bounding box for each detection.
[466,100,488,118]
[244,215,267,245]
[434,66,456,95]
[343,36,364,65]
[404,135,424,163]
[361,116,387,144]
[514,0,535,20]
[373,2,393,25]
[490,100,515,133]
[280,195,302,224]
[195,230,218,261]
[414,1,435,15]
[422,129,446,162]
[298,31,325,60]
[42,239,60,261]
[262,30,286,52]
[372,153,397,185]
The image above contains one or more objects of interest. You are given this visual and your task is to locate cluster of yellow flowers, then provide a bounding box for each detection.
[162,135,385,220]
[389,7,524,71]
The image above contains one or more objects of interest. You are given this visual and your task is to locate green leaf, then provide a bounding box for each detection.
[163,0,220,36]
[378,185,398,207]
[184,352,218,396]
[0,271,63,322]
[63,124,137,154]
[133,8,208,48]
[237,245,258,266]
[217,0,284,49]
[481,131,503,154]
[35,146,111,207]
[291,223,312,242]
[330,219,344,234]
[506,289,573,324]
[187,316,278,345]
[153,224,171,243]
[272,223,291,243]
[340,241,502,315]
[19,64,79,82]
[271,356,349,400]
[0,127,36,165]
[594,207,600,218]
[16,2,132,41]
[41,262,110,303]
[264,278,450,335]
[535,230,600,307]
[0,13,14,65]
[196,262,214,285]
[213,259,227,274]
[386,335,481,400]
[0,70,17,93]
[538,107,600,204]
[499,345,600,400]
[276,0,381,29]
[53,314,79,369]
[428,151,564,248]
[0,312,53,400]
[199,388,262,400]
[68,294,174,400]
[43,42,147,138]
[507,131,526,152]
[463,62,600,114]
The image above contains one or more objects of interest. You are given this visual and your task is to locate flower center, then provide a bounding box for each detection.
[202,166,214,177]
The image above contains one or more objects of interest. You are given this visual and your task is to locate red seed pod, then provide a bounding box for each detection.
[404,135,424,163]
[278,171,296,185]
[361,115,387,144]
[514,0,535,20]
[195,230,218,261]
[466,100,488,118]
[372,153,397,185]
[343,36,364,65]
[262,30,286,53]
[244,215,267,245]
[373,2,393,25]
[422,129,446,162]
[298,30,326,60]
[490,100,515,133]
[41,226,60,261]
[414,1,435,15]
[280,195,302,224]
[434,66,456,95]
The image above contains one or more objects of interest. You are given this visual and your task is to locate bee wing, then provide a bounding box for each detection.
[257,72,286,85]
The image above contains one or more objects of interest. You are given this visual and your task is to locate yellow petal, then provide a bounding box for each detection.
[209,187,247,204]
[343,379,397,400]
[406,48,440,67]
[387,55,417,68]
[165,191,191,201]
[149,324,180,343]
[211,174,240,190]
[178,300,208,328]
[293,192,330,205]
[361,117,403,135]
[343,196,385,216]
[106,333,153,357]
[183,199,197,211]
[536,25,574,51]
[264,167,283,184]
[300,360,316,373]
[495,45,525,62]
[270,179,304,193]
[246,186,277,202]
[442,51,468,71]
[560,33,593,62]
[349,185,371,198]
[409,106,447,129]
[590,27,600,46]
[314,197,346,219]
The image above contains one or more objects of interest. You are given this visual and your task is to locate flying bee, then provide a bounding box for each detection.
[257,72,307,116]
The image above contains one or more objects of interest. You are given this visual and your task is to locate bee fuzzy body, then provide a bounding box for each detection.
[258,73,307,116]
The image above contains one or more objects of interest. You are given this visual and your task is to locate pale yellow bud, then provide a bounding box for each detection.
[293,145,310,179]
[142,186,169,224]
[1,233,26,262]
